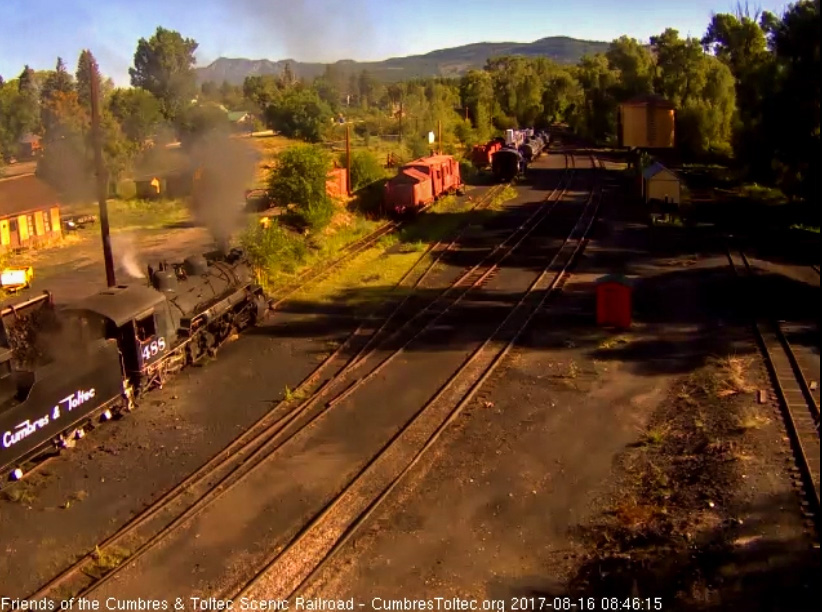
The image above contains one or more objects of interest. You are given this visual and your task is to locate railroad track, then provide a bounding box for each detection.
[25,179,516,601]
[269,180,517,310]
[231,153,603,599]
[269,220,400,309]
[727,247,820,533]
[43,154,578,600]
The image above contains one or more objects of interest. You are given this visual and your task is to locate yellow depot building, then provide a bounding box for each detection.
[619,94,676,149]
[0,173,62,251]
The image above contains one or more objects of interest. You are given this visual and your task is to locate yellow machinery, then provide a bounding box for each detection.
[1,267,34,294]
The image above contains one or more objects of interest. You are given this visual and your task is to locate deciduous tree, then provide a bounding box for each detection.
[269,144,334,229]
[264,88,332,142]
[108,87,163,144]
[129,27,198,121]
[606,36,655,100]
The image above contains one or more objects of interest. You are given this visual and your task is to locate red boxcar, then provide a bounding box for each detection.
[384,154,463,216]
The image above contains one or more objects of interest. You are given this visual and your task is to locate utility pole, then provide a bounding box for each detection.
[345,122,351,196]
[398,97,403,143]
[89,61,116,287]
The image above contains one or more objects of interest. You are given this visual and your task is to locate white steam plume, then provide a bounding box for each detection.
[111,233,145,279]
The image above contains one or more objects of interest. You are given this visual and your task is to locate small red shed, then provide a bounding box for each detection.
[596,274,634,329]
[326,167,348,199]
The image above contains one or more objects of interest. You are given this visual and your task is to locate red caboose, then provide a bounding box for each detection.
[405,155,462,197]
[471,140,502,169]
[384,154,463,216]
[384,168,435,215]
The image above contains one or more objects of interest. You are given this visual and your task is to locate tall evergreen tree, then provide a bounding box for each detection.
[75,49,101,112]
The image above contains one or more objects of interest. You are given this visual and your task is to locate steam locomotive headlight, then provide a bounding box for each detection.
[10,468,24,482]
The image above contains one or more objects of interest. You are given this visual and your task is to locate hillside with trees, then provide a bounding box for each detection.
[1,1,818,207]
[194,36,611,85]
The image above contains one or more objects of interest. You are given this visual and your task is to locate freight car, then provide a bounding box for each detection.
[491,147,524,182]
[384,154,464,216]
[505,128,534,148]
[470,138,504,169]
[0,247,270,482]
[520,138,544,163]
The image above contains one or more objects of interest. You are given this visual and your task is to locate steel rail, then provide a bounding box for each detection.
[26,182,509,601]
[231,154,602,600]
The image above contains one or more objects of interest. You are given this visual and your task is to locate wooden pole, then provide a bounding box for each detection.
[399,98,403,143]
[345,123,351,196]
[89,63,116,287]
[437,120,442,154]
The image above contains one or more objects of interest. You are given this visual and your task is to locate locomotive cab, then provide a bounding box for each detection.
[65,285,173,390]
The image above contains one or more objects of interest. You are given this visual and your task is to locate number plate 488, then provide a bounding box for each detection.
[142,337,167,362]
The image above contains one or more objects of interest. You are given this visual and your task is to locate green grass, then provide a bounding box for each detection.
[84,546,131,580]
[247,174,518,309]
[245,212,383,292]
[487,185,518,211]
[642,428,667,446]
[288,194,479,308]
[734,183,787,205]
[283,384,308,401]
[67,198,191,232]
[790,223,820,234]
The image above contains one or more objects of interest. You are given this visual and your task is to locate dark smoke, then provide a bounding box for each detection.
[231,0,377,64]
[186,129,259,251]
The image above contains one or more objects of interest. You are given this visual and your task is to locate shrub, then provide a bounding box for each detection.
[269,144,335,230]
[264,88,333,142]
[408,136,432,159]
[240,221,308,283]
[459,159,478,183]
[338,149,386,192]
[115,179,137,200]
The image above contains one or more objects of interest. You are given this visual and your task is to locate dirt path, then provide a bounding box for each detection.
[0,176,515,597]
[3,224,216,307]
[78,154,574,599]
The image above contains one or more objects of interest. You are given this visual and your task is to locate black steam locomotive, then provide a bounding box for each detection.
[1,248,270,482]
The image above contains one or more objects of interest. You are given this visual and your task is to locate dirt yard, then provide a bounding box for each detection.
[303,153,819,610]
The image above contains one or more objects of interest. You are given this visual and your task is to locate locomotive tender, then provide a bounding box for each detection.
[0,247,270,481]
[491,146,524,182]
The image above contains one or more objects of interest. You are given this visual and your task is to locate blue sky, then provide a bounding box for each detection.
[1,0,793,86]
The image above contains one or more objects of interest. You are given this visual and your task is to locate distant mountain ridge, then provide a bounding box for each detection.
[196,36,610,85]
